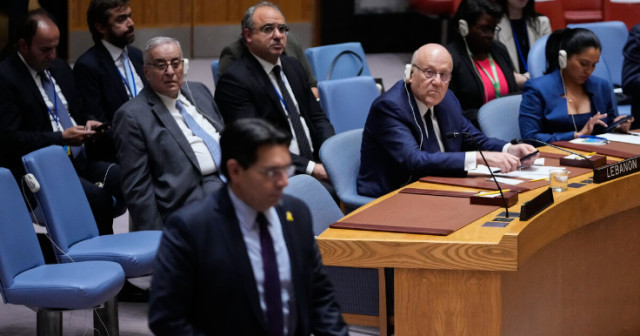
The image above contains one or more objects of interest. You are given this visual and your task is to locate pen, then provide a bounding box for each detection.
[583,152,597,157]
[529,177,548,182]
[476,189,510,196]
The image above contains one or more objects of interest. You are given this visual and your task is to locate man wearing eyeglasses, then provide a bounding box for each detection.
[113,36,225,231]
[149,118,347,336]
[214,2,335,190]
[357,43,537,197]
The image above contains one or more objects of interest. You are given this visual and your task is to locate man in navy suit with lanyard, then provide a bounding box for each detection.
[73,0,146,162]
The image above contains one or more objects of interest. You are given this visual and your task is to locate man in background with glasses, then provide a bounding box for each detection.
[215,2,336,198]
[357,43,537,197]
[113,36,225,231]
[149,118,347,336]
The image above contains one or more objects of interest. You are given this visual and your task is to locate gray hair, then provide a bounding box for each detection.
[241,1,285,31]
[143,36,182,64]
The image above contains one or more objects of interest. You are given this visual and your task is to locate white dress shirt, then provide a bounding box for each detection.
[102,40,144,98]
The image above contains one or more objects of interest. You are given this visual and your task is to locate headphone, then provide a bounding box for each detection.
[458,19,469,38]
[404,64,412,83]
[183,58,190,75]
[558,49,567,70]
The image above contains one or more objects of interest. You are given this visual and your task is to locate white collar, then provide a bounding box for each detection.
[250,52,283,75]
[101,39,126,62]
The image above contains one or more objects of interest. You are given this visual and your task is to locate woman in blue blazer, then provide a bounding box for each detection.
[519,28,632,143]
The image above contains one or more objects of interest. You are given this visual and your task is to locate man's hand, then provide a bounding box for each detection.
[311,163,330,181]
[507,143,539,166]
[478,152,521,173]
[84,120,106,141]
[62,126,95,145]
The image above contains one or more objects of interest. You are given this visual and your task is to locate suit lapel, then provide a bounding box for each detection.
[243,52,288,117]
[95,43,131,102]
[276,200,301,333]
[434,102,457,152]
[12,54,49,117]
[182,84,224,132]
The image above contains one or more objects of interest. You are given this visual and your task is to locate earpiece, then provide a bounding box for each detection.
[183,58,189,75]
[558,50,567,70]
[404,64,412,83]
[23,173,40,193]
[458,19,469,38]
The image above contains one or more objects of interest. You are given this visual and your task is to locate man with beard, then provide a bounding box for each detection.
[73,0,145,161]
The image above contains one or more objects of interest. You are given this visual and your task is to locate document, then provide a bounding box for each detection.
[469,164,561,180]
[600,133,640,145]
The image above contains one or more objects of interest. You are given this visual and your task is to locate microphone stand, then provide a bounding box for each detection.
[511,138,596,173]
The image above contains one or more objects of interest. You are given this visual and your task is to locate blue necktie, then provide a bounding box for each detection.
[424,109,441,153]
[256,212,284,336]
[121,51,137,98]
[176,100,222,170]
[40,72,82,157]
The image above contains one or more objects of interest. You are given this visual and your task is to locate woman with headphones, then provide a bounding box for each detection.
[446,0,519,127]
[519,28,632,143]
[494,0,551,86]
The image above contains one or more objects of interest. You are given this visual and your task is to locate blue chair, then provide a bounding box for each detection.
[478,94,523,142]
[211,59,219,85]
[318,76,380,133]
[284,175,390,335]
[305,42,372,81]
[319,129,375,213]
[21,146,162,278]
[0,168,125,336]
[527,34,549,79]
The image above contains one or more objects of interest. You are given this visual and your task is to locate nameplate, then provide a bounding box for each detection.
[593,155,640,183]
[520,188,554,221]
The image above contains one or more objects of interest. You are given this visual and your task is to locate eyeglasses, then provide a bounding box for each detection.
[411,64,451,83]
[256,23,289,36]
[256,164,295,179]
[477,25,501,36]
[146,59,183,72]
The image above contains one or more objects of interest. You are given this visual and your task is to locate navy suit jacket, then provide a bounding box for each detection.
[112,82,224,231]
[148,188,348,336]
[357,80,507,197]
[0,53,88,176]
[623,24,640,129]
[214,51,334,173]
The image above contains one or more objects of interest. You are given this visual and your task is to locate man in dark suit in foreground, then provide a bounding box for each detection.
[215,1,334,184]
[357,43,538,197]
[113,36,225,231]
[149,118,348,336]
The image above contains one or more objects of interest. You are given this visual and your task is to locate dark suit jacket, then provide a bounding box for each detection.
[0,53,88,176]
[357,80,507,197]
[623,24,640,128]
[148,188,348,336]
[446,38,519,113]
[112,82,224,231]
[214,51,334,173]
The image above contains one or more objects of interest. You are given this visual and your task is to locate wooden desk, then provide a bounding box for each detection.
[317,148,640,335]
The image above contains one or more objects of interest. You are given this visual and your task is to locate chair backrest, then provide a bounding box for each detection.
[22,146,99,255]
[568,21,628,86]
[305,42,372,81]
[284,174,343,235]
[318,76,380,134]
[211,59,220,85]
[477,94,523,142]
[0,168,45,297]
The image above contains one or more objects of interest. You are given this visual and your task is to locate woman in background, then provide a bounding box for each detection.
[495,0,551,87]
[519,28,632,143]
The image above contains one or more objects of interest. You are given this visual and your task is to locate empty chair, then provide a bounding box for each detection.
[211,59,219,85]
[478,94,523,142]
[284,174,391,335]
[22,146,162,278]
[305,42,372,81]
[319,129,375,213]
[318,76,380,133]
[0,168,124,336]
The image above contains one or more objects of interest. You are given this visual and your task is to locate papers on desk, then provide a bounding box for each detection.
[599,133,640,145]
[469,164,561,181]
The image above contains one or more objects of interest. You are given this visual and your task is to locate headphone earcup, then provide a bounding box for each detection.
[458,19,469,38]
[404,64,412,83]
[558,50,567,70]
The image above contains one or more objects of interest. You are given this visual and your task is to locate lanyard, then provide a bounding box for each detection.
[118,57,137,97]
[510,20,529,73]
[42,72,62,130]
[474,54,502,98]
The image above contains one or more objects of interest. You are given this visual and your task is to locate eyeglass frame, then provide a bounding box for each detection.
[254,23,290,36]
[411,64,452,83]
[145,58,184,72]
[476,24,501,36]
[255,164,296,180]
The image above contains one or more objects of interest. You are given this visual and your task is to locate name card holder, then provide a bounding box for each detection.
[593,155,640,183]
[520,188,554,221]
[559,154,607,168]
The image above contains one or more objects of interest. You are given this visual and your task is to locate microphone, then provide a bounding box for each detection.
[510,138,595,172]
[447,131,510,218]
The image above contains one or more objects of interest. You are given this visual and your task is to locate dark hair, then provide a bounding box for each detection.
[453,0,503,33]
[18,8,57,45]
[220,118,291,178]
[544,28,602,74]
[241,1,284,31]
[87,0,130,43]
[495,0,541,28]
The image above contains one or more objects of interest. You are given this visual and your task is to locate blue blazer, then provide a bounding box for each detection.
[357,80,507,197]
[623,24,640,129]
[149,188,348,336]
[519,69,617,143]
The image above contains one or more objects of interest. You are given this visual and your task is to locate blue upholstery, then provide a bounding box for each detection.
[284,175,384,319]
[211,59,219,85]
[319,129,375,213]
[0,168,124,333]
[318,76,380,134]
[305,42,372,81]
[22,146,162,278]
[478,94,523,142]
[527,34,549,79]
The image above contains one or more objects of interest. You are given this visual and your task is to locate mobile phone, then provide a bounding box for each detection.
[92,123,110,132]
[604,115,633,133]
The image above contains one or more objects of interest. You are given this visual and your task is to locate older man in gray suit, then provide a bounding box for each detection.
[113,36,225,231]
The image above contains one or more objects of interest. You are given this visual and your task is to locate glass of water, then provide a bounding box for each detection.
[549,168,569,192]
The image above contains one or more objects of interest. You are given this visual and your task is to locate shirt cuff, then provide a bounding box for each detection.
[305,161,316,175]
[502,143,511,153]
[464,152,477,171]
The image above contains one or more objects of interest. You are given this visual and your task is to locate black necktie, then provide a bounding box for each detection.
[272,65,313,160]
[424,109,441,153]
[256,212,284,336]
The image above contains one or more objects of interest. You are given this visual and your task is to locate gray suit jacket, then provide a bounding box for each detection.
[112,81,224,230]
